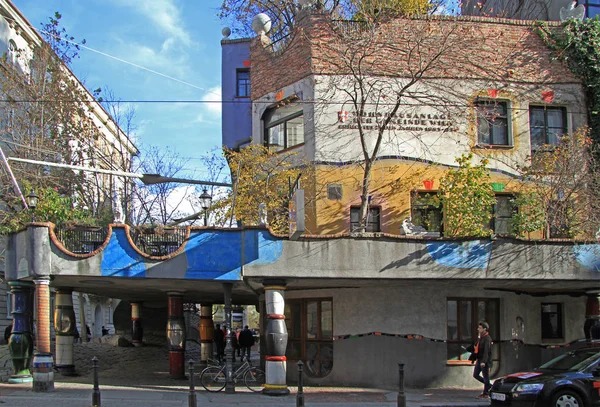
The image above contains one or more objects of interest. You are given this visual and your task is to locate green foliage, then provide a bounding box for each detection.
[0,184,97,234]
[509,193,545,239]
[437,153,496,237]
[352,0,431,21]
[536,19,600,146]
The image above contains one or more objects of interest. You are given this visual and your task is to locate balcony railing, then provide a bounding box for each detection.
[54,225,109,254]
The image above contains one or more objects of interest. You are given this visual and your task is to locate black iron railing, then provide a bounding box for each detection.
[129,227,188,257]
[54,225,109,254]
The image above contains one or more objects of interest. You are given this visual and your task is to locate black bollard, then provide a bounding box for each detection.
[188,359,197,407]
[397,363,405,407]
[296,360,305,407]
[92,356,101,407]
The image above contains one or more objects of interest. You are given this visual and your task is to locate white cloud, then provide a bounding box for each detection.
[200,86,222,115]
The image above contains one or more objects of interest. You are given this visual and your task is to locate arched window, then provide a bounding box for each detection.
[263,103,304,152]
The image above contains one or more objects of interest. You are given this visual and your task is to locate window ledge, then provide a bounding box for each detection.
[474,144,514,150]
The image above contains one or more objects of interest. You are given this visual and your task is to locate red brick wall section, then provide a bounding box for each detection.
[250,13,580,100]
[35,280,51,353]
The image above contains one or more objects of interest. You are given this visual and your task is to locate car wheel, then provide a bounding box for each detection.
[551,390,584,407]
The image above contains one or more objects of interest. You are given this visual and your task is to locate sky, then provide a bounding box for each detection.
[12,0,226,181]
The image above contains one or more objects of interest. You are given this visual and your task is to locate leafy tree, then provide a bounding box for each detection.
[511,128,600,239]
[352,0,431,21]
[213,145,311,233]
[437,153,496,237]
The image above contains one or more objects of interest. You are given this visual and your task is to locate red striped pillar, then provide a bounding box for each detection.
[199,304,213,365]
[33,278,54,392]
[263,283,289,396]
[167,293,186,379]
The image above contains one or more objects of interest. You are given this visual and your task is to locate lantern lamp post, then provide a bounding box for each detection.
[25,190,38,222]
[200,188,212,226]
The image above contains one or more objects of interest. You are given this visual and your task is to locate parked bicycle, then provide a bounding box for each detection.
[200,358,265,392]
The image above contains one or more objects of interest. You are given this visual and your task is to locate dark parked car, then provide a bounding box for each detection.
[490,347,600,407]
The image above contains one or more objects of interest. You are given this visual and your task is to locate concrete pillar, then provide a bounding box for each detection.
[585,293,600,340]
[166,293,186,379]
[54,289,76,376]
[131,302,143,346]
[8,281,34,384]
[199,304,214,366]
[32,278,54,391]
[223,283,235,393]
[263,281,290,396]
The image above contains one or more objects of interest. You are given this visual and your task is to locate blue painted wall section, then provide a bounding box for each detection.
[426,240,492,269]
[574,244,600,272]
[101,228,147,277]
[99,228,283,280]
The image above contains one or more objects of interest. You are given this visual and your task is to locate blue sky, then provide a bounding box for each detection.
[12,0,226,179]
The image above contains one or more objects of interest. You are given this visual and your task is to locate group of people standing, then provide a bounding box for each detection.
[213,324,256,362]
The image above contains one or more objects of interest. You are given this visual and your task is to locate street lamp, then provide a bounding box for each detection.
[25,190,38,222]
[199,188,212,226]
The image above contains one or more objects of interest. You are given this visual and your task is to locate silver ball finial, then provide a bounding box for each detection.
[222,27,231,39]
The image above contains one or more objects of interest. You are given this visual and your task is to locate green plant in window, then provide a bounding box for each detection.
[437,153,495,237]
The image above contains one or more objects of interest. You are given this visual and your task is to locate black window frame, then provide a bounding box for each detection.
[263,104,304,152]
[529,106,567,151]
[350,206,381,232]
[475,99,511,147]
[446,298,500,366]
[285,298,333,378]
[236,69,250,98]
[327,184,342,200]
[411,192,443,233]
[491,194,516,235]
[541,302,564,340]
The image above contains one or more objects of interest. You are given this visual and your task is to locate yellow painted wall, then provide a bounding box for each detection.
[303,159,523,236]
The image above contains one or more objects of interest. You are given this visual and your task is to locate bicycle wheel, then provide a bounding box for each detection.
[200,366,226,392]
[244,367,265,393]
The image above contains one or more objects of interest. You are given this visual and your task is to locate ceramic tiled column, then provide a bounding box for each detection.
[131,302,143,346]
[8,281,34,384]
[32,278,54,391]
[263,282,289,396]
[54,289,76,376]
[167,293,186,379]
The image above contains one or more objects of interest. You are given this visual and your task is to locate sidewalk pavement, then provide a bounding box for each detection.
[0,381,491,407]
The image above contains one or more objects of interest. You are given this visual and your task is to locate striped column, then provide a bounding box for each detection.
[32,278,54,391]
[166,293,186,379]
[199,304,213,366]
[54,289,76,376]
[263,283,290,396]
[131,302,143,346]
[585,293,600,340]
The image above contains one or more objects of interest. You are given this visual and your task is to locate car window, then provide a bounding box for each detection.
[539,351,600,371]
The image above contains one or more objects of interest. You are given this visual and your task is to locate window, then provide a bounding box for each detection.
[285,298,333,377]
[327,184,342,200]
[476,100,510,146]
[541,303,563,339]
[263,103,304,152]
[584,0,600,19]
[411,192,442,233]
[548,199,571,238]
[350,206,381,232]
[6,292,12,319]
[491,195,515,235]
[529,106,567,151]
[236,69,250,97]
[447,298,499,363]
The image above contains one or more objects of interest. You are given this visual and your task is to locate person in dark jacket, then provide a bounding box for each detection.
[473,321,492,399]
[238,325,255,362]
[213,324,225,362]
[4,321,12,343]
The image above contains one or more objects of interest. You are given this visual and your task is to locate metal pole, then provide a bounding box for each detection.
[188,359,197,407]
[92,356,101,407]
[397,362,405,407]
[296,360,304,407]
[204,211,208,227]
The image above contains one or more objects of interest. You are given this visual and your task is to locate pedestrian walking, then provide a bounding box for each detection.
[238,325,255,362]
[213,323,225,362]
[472,321,492,399]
